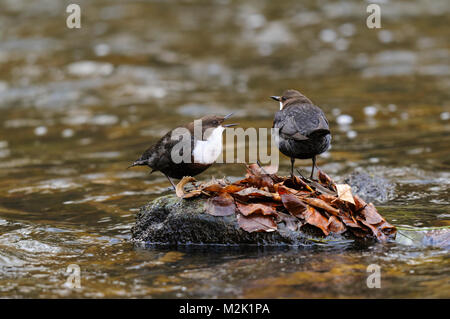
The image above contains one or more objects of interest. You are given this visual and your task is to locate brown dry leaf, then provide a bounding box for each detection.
[271,192,282,202]
[309,180,337,195]
[318,193,343,206]
[183,191,203,199]
[280,193,307,218]
[353,194,367,211]
[237,165,282,190]
[303,205,330,236]
[259,164,279,175]
[236,202,277,217]
[276,184,307,196]
[205,192,236,216]
[303,197,340,216]
[354,202,396,241]
[246,163,264,176]
[335,184,355,205]
[202,183,224,193]
[222,184,245,193]
[318,170,334,186]
[243,165,276,189]
[176,165,396,242]
[282,176,313,192]
[235,187,275,199]
[358,203,383,225]
[244,175,275,190]
[378,222,397,238]
[327,216,346,234]
[338,212,361,229]
[237,213,277,233]
[246,163,278,176]
[175,176,201,198]
[355,216,387,241]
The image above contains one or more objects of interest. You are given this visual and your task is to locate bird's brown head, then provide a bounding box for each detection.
[200,113,236,127]
[271,89,312,110]
[199,115,225,128]
[189,113,237,133]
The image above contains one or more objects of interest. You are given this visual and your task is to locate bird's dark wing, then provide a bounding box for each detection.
[274,104,329,141]
[133,129,182,169]
[273,112,308,140]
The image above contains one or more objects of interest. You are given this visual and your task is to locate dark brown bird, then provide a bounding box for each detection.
[271,90,331,179]
[128,114,236,189]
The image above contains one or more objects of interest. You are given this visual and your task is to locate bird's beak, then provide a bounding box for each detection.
[224,112,234,120]
[223,123,238,127]
[223,112,237,126]
[270,96,280,102]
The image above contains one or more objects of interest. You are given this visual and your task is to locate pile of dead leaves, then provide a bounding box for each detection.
[175,164,396,242]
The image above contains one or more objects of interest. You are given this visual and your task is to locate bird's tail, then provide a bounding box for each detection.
[127,160,147,169]
[308,128,330,138]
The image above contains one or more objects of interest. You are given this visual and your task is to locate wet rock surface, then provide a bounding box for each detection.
[344,169,395,203]
[131,195,330,245]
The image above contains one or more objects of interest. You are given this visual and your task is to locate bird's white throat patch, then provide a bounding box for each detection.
[279,102,283,110]
[193,126,225,164]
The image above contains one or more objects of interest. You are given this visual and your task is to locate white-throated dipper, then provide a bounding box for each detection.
[271,90,331,179]
[128,114,237,189]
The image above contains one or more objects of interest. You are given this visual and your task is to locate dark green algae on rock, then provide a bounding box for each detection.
[131,195,352,246]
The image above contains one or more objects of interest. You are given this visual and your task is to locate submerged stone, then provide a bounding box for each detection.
[396,228,450,250]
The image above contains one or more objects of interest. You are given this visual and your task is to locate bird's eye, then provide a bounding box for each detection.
[281,97,286,101]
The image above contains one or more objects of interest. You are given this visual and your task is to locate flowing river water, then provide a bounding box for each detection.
[0,0,449,298]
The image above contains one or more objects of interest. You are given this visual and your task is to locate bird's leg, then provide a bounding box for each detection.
[256,159,268,175]
[295,168,307,180]
[290,157,295,179]
[310,156,316,180]
[164,174,176,190]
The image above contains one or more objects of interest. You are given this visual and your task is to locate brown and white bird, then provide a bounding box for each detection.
[128,114,237,189]
[271,90,331,179]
